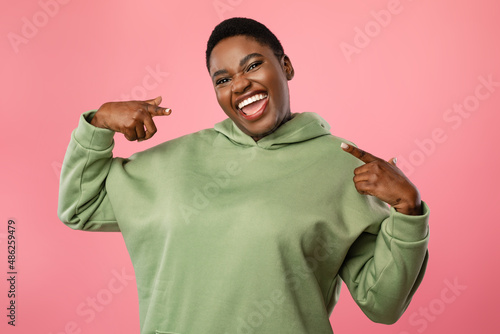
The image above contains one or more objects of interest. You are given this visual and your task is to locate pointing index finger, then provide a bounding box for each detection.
[145,103,172,117]
[341,142,378,163]
[143,96,172,117]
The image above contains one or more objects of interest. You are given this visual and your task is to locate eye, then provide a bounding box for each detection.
[247,61,263,71]
[216,78,230,86]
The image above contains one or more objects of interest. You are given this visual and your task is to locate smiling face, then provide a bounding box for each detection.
[209,35,295,141]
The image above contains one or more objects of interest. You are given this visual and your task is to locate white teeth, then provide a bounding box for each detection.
[238,93,267,110]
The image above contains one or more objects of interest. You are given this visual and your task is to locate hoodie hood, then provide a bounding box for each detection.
[214,112,332,150]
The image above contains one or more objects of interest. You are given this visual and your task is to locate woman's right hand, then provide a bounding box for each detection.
[91,96,171,141]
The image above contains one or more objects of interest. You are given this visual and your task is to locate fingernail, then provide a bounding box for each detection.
[341,142,349,149]
[165,108,172,114]
[393,157,398,164]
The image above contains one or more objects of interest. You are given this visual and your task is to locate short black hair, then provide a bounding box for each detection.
[206,17,285,72]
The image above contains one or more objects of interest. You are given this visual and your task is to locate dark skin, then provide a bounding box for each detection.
[209,36,294,141]
[90,35,422,216]
[90,96,171,141]
[341,143,422,215]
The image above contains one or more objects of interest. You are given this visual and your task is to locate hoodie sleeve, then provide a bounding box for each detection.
[57,111,119,232]
[339,200,429,324]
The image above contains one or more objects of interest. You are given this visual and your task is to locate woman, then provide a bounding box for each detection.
[58,17,429,334]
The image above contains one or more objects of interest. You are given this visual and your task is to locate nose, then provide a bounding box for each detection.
[231,73,251,94]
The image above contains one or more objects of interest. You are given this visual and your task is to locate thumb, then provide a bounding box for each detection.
[145,96,162,106]
[388,157,397,166]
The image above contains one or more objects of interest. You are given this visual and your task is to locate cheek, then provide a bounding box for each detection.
[215,89,227,107]
[215,89,234,115]
[277,71,291,97]
[259,69,286,95]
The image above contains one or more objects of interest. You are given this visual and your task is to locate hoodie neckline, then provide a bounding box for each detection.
[213,112,332,150]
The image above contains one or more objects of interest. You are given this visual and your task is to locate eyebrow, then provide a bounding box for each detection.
[211,53,264,80]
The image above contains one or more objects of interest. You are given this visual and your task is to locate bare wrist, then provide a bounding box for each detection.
[394,192,422,215]
[395,203,423,216]
[90,109,107,129]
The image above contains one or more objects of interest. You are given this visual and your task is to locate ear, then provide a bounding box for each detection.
[281,55,295,80]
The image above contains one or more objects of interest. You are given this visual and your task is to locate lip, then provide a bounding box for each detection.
[234,90,268,111]
[238,96,269,121]
[234,90,269,121]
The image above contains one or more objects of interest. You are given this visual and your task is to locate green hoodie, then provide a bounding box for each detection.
[58,111,429,334]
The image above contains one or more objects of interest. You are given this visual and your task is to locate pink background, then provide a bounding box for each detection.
[2,0,499,333]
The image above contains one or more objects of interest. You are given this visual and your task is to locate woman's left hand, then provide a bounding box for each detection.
[341,143,422,216]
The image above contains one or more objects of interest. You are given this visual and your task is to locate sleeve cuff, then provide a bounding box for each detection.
[385,201,430,242]
[73,110,115,150]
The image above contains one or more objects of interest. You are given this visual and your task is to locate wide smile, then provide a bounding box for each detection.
[235,92,269,121]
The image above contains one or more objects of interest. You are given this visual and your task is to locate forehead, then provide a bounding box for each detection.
[209,35,275,74]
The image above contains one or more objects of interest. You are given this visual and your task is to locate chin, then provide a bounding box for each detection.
[246,118,281,139]
[227,103,286,139]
